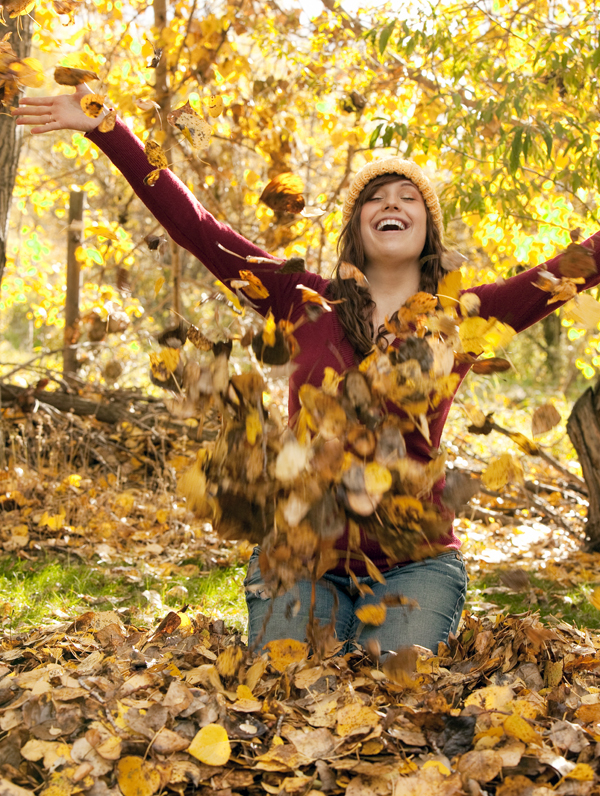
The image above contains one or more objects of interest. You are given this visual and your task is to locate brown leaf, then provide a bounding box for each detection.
[260,173,305,215]
[54,66,99,85]
[499,569,530,592]
[532,403,561,436]
[471,357,511,374]
[559,241,597,279]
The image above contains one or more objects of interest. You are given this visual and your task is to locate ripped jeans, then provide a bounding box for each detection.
[244,549,468,655]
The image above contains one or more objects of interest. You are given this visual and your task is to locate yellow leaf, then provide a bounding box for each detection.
[245,169,261,188]
[216,646,244,678]
[565,763,596,782]
[236,270,270,300]
[422,759,451,776]
[116,757,161,796]
[160,347,180,373]
[15,57,45,88]
[589,587,600,611]
[482,453,523,491]
[437,270,462,309]
[321,367,343,396]
[355,603,387,626]
[39,509,66,530]
[459,292,481,317]
[336,703,379,737]
[507,431,539,456]
[363,462,392,496]
[206,94,223,117]
[154,277,165,297]
[459,316,515,355]
[503,713,542,746]
[465,685,514,712]
[265,639,308,672]
[80,94,105,119]
[262,311,276,347]
[187,724,231,766]
[145,140,168,170]
[167,101,211,152]
[237,684,254,700]
[246,409,262,445]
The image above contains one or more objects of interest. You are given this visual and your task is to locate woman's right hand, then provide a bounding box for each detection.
[11,84,108,134]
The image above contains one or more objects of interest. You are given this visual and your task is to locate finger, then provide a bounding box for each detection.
[30,121,64,134]
[16,96,55,106]
[12,106,51,118]
[14,113,54,125]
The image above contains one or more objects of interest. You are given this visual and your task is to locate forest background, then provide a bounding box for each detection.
[1,0,600,632]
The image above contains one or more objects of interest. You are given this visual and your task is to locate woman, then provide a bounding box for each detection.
[12,88,600,655]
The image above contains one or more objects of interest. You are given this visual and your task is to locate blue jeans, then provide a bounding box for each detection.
[244,549,468,654]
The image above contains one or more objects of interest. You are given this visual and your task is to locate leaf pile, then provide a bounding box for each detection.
[159,279,522,596]
[1,608,600,796]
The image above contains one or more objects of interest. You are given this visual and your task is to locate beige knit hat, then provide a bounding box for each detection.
[342,157,443,237]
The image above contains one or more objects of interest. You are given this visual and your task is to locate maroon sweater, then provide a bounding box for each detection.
[88,120,600,574]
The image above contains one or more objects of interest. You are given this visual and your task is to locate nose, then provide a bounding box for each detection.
[384,195,400,210]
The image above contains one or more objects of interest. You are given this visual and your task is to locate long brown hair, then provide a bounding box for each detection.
[328,173,445,357]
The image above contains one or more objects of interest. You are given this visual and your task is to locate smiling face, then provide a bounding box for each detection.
[359,178,428,271]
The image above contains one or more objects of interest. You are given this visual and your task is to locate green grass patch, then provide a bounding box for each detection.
[466,571,600,630]
[0,555,248,633]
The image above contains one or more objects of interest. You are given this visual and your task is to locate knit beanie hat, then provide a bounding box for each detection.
[342,157,444,237]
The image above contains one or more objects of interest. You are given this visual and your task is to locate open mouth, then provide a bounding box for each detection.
[375,219,406,232]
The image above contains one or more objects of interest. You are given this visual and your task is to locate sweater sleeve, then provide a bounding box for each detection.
[86,118,326,322]
[465,230,600,333]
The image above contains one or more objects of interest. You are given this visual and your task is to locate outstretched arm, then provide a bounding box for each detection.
[12,89,324,323]
[11,84,107,134]
[465,231,600,334]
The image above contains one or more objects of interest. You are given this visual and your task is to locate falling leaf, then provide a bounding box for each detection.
[145,140,168,169]
[482,453,523,490]
[355,603,387,626]
[54,66,99,85]
[80,94,106,118]
[459,292,481,317]
[265,639,308,671]
[588,586,600,610]
[471,357,511,374]
[363,462,392,496]
[437,270,462,309]
[135,98,161,112]
[559,241,597,279]
[233,270,269,300]
[167,100,211,151]
[295,284,333,311]
[97,109,116,132]
[188,724,231,765]
[563,293,600,328]
[339,261,368,286]
[187,324,213,351]
[205,94,223,117]
[216,645,244,678]
[531,403,561,436]
[154,276,165,296]
[260,173,305,215]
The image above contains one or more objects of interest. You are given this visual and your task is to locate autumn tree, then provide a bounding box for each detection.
[0,12,33,287]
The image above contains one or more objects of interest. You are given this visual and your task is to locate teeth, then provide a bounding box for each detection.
[376,219,405,231]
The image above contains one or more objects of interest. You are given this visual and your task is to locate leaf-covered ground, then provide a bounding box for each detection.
[2,409,600,794]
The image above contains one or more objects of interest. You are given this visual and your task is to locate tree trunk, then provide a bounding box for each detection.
[0,14,33,288]
[63,190,85,380]
[566,379,600,550]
